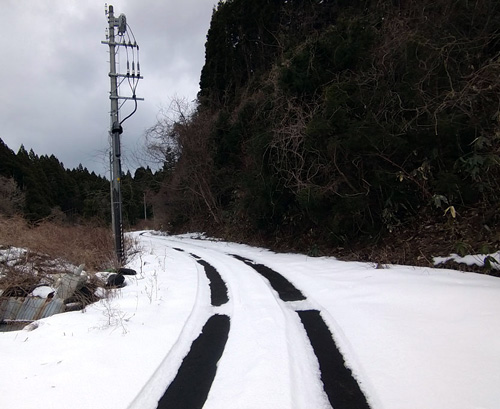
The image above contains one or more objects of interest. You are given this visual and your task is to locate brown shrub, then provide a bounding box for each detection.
[0,215,115,272]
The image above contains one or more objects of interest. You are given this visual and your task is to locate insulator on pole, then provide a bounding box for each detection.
[103,4,143,266]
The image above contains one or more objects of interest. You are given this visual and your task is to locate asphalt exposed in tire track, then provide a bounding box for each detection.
[194,257,229,307]
[232,254,371,409]
[172,249,229,307]
[298,310,370,409]
[157,250,230,409]
[232,254,306,301]
[156,314,230,409]
[162,246,370,409]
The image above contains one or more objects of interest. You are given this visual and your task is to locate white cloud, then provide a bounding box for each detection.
[0,0,215,175]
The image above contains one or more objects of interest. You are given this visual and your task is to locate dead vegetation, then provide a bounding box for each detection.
[0,215,116,272]
[0,215,121,307]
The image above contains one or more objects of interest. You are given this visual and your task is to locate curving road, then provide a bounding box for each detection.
[145,234,370,409]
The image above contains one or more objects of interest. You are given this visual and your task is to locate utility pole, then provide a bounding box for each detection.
[102,4,143,266]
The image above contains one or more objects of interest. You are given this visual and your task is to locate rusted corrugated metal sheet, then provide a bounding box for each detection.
[0,297,65,323]
[0,298,23,321]
[0,267,87,326]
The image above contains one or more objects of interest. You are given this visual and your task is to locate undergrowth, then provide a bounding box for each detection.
[0,215,115,271]
[0,215,134,301]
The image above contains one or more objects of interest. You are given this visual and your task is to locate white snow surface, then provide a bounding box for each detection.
[1,231,500,409]
[434,251,500,270]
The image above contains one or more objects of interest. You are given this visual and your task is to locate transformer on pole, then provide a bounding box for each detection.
[102,4,143,265]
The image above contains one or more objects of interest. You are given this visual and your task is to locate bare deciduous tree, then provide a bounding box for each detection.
[144,98,194,168]
[144,98,221,227]
[0,176,24,216]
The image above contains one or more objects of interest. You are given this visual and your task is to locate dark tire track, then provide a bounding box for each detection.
[195,258,229,307]
[157,314,230,409]
[232,254,306,301]
[298,310,370,409]
[167,244,370,408]
[157,249,230,409]
[232,255,370,409]
[172,249,229,307]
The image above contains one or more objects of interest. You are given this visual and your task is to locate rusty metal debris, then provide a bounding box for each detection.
[0,264,89,328]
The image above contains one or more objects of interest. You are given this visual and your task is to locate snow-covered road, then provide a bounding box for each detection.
[1,231,500,409]
[153,241,364,409]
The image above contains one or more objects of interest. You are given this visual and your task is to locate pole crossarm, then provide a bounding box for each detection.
[109,73,144,79]
[110,95,145,101]
[101,41,139,48]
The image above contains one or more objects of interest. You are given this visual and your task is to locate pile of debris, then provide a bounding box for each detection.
[0,247,99,329]
[0,247,136,330]
[0,266,101,329]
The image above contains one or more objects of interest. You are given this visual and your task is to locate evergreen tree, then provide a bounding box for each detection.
[152,0,500,250]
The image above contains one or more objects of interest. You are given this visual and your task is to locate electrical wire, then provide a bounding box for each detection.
[119,96,138,126]
[116,23,141,126]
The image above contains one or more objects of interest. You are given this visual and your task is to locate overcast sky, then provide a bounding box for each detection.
[0,0,216,175]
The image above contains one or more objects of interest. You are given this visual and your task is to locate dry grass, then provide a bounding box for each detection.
[0,216,145,324]
[0,215,116,273]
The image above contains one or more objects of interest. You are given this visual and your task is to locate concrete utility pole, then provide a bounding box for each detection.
[102,4,143,265]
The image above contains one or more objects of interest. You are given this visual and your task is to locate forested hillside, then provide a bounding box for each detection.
[2,0,499,266]
[148,0,500,262]
[0,138,161,227]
